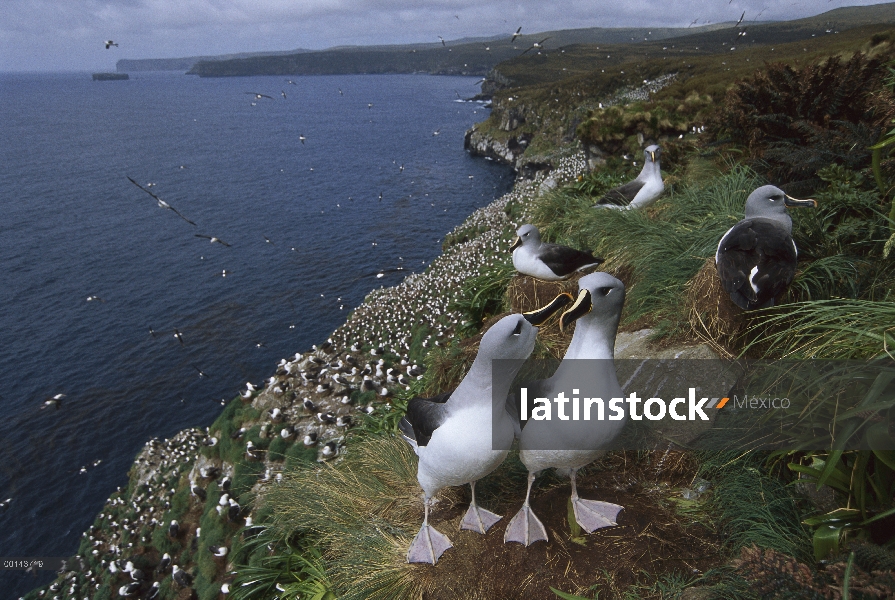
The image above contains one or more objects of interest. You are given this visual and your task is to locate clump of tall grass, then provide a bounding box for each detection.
[264,436,462,600]
[698,452,814,564]
[745,299,895,359]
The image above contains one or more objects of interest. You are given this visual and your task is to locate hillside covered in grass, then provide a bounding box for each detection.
[26,9,895,600]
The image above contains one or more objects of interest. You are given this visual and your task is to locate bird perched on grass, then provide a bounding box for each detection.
[505,272,627,546]
[511,224,603,281]
[399,314,543,564]
[715,185,816,310]
[595,145,664,209]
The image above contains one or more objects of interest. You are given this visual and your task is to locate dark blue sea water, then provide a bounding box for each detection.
[0,71,511,595]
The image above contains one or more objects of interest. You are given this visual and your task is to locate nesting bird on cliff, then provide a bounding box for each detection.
[715,185,817,310]
[505,272,627,546]
[595,145,664,209]
[399,314,545,564]
[511,224,603,281]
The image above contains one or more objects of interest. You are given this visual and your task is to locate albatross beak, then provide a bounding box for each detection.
[649,150,655,163]
[523,292,574,326]
[559,289,593,333]
[510,237,523,252]
[783,195,817,208]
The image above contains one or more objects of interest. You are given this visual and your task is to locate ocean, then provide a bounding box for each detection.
[0,71,511,595]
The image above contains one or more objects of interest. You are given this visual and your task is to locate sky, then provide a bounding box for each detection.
[1,0,892,72]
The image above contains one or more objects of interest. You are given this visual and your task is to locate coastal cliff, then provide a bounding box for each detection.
[24,14,895,599]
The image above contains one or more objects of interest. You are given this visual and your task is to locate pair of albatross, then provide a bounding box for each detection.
[400,272,626,564]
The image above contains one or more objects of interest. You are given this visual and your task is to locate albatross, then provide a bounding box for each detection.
[505,272,627,546]
[511,224,603,281]
[126,176,197,226]
[399,313,544,564]
[715,185,817,310]
[595,145,664,209]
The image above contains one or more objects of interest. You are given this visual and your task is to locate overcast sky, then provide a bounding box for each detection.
[1,0,891,72]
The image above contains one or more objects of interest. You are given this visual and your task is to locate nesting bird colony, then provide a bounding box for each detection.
[28,141,820,591]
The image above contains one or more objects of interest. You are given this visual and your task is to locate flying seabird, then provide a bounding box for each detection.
[520,37,550,56]
[715,185,817,310]
[195,234,231,247]
[173,329,185,346]
[438,36,446,46]
[105,40,119,49]
[281,90,287,99]
[511,26,522,42]
[246,92,273,100]
[399,314,542,564]
[505,272,627,546]
[594,145,664,209]
[299,134,306,144]
[511,224,603,281]
[126,176,197,226]
[41,393,65,410]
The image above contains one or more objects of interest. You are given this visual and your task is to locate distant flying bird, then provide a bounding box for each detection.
[105,40,119,49]
[126,176,197,226]
[195,234,231,247]
[735,11,745,27]
[368,103,373,109]
[193,365,208,378]
[263,235,274,244]
[281,90,287,99]
[299,134,306,144]
[41,393,66,410]
[511,27,522,42]
[245,92,273,100]
[432,128,441,136]
[286,79,296,85]
[149,327,156,338]
[338,88,343,95]
[173,328,185,347]
[86,295,104,302]
[520,37,550,56]
[378,191,383,202]
[438,36,446,46]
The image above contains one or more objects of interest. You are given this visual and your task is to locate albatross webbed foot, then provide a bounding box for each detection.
[460,503,502,534]
[571,498,623,533]
[407,524,452,564]
[503,505,548,546]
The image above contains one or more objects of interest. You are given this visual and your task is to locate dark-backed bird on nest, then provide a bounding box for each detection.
[511,224,603,281]
[595,145,664,209]
[715,185,817,310]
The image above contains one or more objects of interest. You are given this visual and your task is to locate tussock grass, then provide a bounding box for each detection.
[745,299,895,359]
[699,452,814,565]
[266,436,462,600]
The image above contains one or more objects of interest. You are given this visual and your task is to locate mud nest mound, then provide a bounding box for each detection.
[505,274,583,359]
[685,258,755,358]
